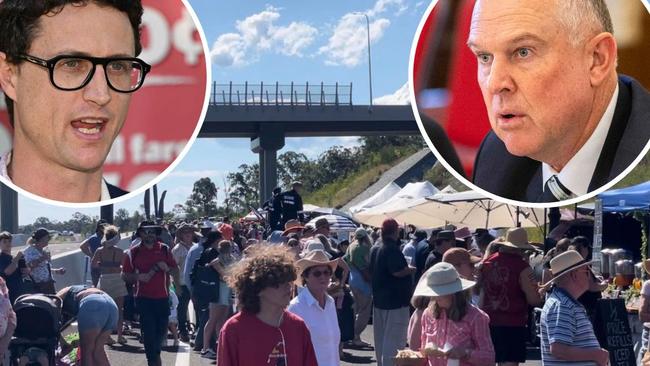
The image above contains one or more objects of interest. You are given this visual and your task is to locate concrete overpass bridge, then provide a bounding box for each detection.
[1,82,420,232]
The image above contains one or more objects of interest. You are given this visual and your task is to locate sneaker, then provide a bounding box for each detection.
[180,333,190,343]
[105,337,116,346]
[117,336,128,345]
[201,349,217,360]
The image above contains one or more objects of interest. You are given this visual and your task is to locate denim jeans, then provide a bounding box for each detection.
[136,297,170,366]
[192,295,210,350]
[177,286,191,335]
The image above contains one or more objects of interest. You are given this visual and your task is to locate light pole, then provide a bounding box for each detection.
[354,12,373,111]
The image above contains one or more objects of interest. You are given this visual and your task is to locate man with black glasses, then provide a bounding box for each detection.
[122,221,181,366]
[0,0,150,202]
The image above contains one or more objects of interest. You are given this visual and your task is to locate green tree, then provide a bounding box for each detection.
[226,163,259,214]
[114,208,131,231]
[277,151,312,190]
[186,177,219,217]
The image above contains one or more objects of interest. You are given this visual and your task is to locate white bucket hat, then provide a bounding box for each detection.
[541,250,592,287]
[413,262,475,298]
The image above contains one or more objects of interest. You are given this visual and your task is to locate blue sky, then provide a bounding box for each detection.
[17,0,426,225]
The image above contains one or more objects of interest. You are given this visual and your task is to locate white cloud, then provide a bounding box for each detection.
[272,22,318,56]
[368,0,408,17]
[374,82,411,105]
[210,6,317,67]
[318,0,407,67]
[319,14,390,67]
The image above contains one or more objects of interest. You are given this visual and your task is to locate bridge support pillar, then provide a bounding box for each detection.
[0,183,18,233]
[251,125,285,206]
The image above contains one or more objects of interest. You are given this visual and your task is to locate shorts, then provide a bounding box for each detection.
[98,273,128,300]
[78,293,118,333]
[490,325,527,363]
[216,280,232,306]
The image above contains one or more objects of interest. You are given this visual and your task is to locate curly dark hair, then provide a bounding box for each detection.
[226,245,297,314]
[0,0,144,124]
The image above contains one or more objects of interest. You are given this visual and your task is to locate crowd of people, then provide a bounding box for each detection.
[0,213,641,366]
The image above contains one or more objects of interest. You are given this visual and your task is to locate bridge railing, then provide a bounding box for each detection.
[210,82,353,107]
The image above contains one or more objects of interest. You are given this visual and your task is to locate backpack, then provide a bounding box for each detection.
[190,248,220,302]
[190,248,220,286]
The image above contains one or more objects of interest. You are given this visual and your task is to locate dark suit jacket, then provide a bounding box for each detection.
[473,76,650,202]
[107,182,128,198]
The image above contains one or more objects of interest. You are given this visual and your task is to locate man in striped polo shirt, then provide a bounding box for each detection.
[540,250,609,365]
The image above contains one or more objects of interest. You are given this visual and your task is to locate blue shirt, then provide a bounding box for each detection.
[183,243,204,291]
[87,233,103,255]
[541,287,601,366]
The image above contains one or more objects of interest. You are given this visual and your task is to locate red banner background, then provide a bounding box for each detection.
[0,0,208,192]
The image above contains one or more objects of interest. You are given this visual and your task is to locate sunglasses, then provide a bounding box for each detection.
[310,269,332,278]
[141,229,158,235]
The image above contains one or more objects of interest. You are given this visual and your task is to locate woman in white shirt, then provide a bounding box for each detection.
[288,249,341,366]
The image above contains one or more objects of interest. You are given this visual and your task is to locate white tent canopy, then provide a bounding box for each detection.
[357,182,438,215]
[349,182,401,213]
[353,187,544,229]
[301,204,353,220]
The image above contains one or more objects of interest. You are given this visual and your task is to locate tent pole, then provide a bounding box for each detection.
[543,208,548,239]
[516,206,521,227]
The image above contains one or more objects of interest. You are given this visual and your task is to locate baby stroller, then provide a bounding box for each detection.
[8,294,72,366]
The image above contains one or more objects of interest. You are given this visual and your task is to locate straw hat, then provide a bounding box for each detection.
[494,227,535,250]
[301,240,332,259]
[295,250,338,281]
[176,222,197,233]
[413,262,476,297]
[541,250,592,287]
[282,225,304,237]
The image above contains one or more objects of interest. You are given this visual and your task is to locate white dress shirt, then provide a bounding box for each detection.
[542,85,619,196]
[0,151,111,200]
[288,286,341,366]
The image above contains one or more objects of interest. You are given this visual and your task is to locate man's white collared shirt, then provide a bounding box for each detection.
[542,84,620,196]
[288,286,341,366]
[0,151,111,201]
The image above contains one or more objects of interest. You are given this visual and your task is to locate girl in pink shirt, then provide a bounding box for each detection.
[414,262,495,366]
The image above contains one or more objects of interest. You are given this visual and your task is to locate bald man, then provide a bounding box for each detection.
[469,0,650,203]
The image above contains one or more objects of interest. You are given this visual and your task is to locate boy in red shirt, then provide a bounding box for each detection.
[218,245,317,366]
[122,222,181,366]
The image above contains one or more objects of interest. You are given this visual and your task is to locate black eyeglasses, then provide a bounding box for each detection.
[19,54,151,93]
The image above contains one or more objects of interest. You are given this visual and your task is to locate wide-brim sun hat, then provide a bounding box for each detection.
[295,249,338,284]
[494,227,536,251]
[300,240,332,259]
[413,262,475,298]
[541,250,593,287]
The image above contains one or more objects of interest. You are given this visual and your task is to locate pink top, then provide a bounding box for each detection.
[0,277,13,337]
[421,304,495,366]
[408,308,424,351]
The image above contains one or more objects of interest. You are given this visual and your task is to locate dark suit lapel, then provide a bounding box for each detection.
[525,165,544,202]
[588,79,632,191]
[106,181,129,198]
